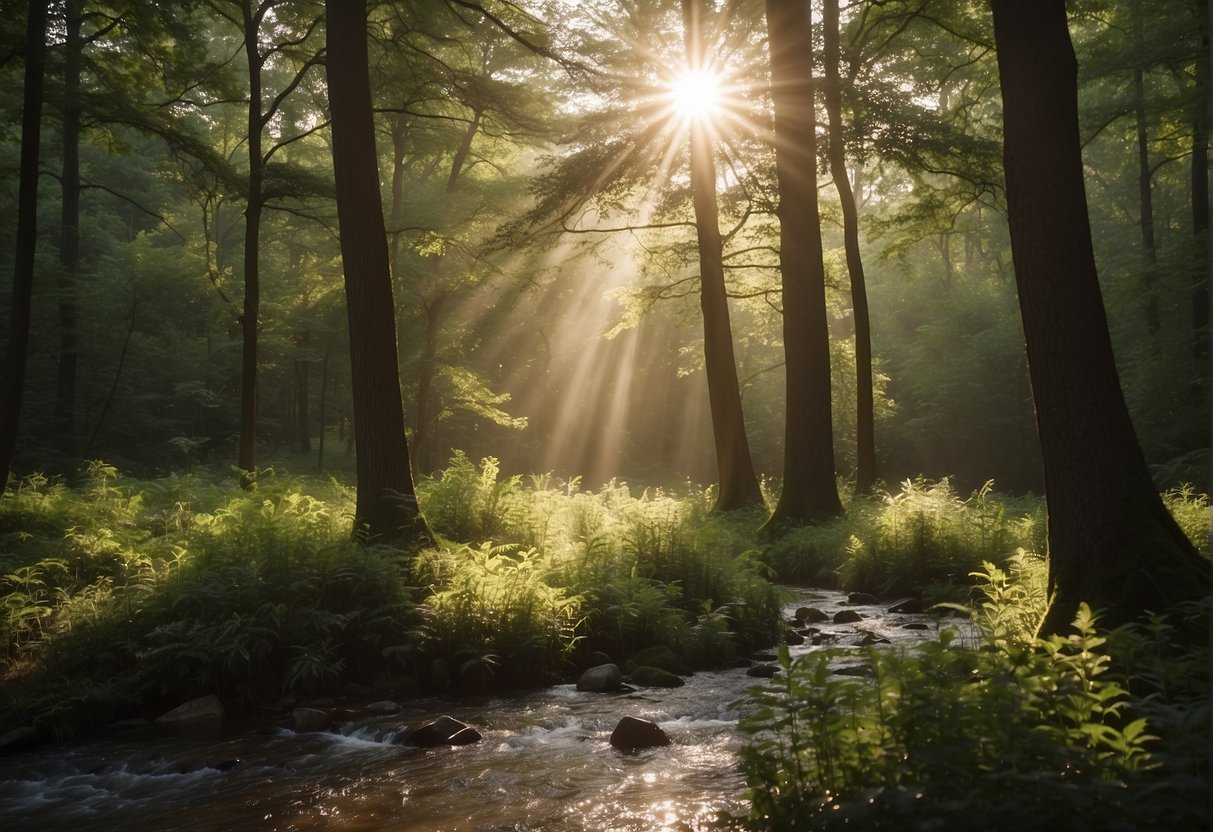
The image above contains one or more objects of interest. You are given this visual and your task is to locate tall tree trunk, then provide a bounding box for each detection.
[411,108,481,475]
[327,0,432,546]
[296,330,311,453]
[991,0,1208,637]
[317,340,329,471]
[681,0,763,513]
[1193,0,1210,360]
[0,0,48,490]
[1132,0,1161,334]
[412,290,446,473]
[54,0,82,465]
[762,0,843,527]
[823,0,876,492]
[239,1,265,488]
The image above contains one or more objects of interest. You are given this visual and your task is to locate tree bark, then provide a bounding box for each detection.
[238,0,265,488]
[1193,0,1210,360]
[54,0,82,464]
[327,0,432,546]
[991,0,1209,637]
[823,0,876,493]
[296,330,311,453]
[0,0,48,490]
[762,0,843,527]
[681,0,764,513]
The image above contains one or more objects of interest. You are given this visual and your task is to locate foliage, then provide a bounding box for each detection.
[0,456,787,737]
[761,477,1045,601]
[740,560,1210,831]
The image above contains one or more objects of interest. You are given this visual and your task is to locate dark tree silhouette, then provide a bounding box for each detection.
[822,0,876,492]
[762,0,843,528]
[0,0,49,491]
[326,0,432,546]
[682,0,763,512]
[991,0,1210,636]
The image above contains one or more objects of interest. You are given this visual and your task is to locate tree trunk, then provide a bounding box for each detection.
[296,330,311,453]
[1132,0,1160,334]
[239,0,264,488]
[412,290,446,473]
[991,0,1209,637]
[326,0,432,547]
[1193,0,1210,360]
[54,0,82,465]
[317,340,329,471]
[823,0,876,493]
[0,0,48,490]
[762,0,843,527]
[681,0,764,513]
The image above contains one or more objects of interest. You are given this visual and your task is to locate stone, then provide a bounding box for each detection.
[833,665,875,678]
[746,664,781,678]
[855,632,892,646]
[292,707,330,733]
[732,658,754,668]
[156,694,225,724]
[609,716,669,752]
[0,726,38,754]
[847,592,880,606]
[795,606,830,623]
[367,700,400,714]
[783,629,806,645]
[401,715,482,747]
[749,651,778,662]
[627,646,691,676]
[576,663,623,692]
[833,610,863,624]
[888,598,925,614]
[902,623,930,631]
[629,666,685,688]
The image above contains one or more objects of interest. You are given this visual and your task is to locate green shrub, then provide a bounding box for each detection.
[740,558,1210,831]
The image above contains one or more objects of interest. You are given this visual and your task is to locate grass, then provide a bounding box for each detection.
[739,555,1211,831]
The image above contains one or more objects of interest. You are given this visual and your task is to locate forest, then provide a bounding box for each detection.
[0,0,1209,830]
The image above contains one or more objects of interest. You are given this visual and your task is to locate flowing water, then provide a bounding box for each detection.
[0,588,970,832]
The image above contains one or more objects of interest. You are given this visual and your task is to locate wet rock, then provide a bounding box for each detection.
[749,651,778,662]
[402,715,482,747]
[833,665,874,677]
[609,716,669,752]
[833,610,863,624]
[367,700,400,714]
[847,592,880,606]
[629,666,685,688]
[888,598,924,614]
[902,622,930,631]
[732,658,754,668]
[627,646,691,676]
[157,694,225,724]
[783,629,806,645]
[811,633,838,645]
[576,663,623,692]
[746,664,781,678]
[797,627,821,637]
[292,707,331,733]
[855,632,892,646]
[0,725,38,754]
[795,606,830,623]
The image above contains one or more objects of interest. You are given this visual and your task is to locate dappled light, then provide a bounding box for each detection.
[0,0,1208,831]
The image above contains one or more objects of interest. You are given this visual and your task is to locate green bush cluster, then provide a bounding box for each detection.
[740,557,1210,831]
[761,478,1046,601]
[1,455,786,738]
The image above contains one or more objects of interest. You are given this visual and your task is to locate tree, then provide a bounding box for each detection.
[0,0,48,491]
[681,0,763,512]
[326,0,432,546]
[822,0,876,492]
[990,0,1209,636]
[762,0,843,528]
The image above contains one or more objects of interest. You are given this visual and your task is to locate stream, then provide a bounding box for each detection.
[0,588,972,831]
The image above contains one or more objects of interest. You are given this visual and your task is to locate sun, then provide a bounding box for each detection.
[668,69,722,121]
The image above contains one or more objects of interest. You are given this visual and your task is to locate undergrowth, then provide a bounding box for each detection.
[739,555,1211,831]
